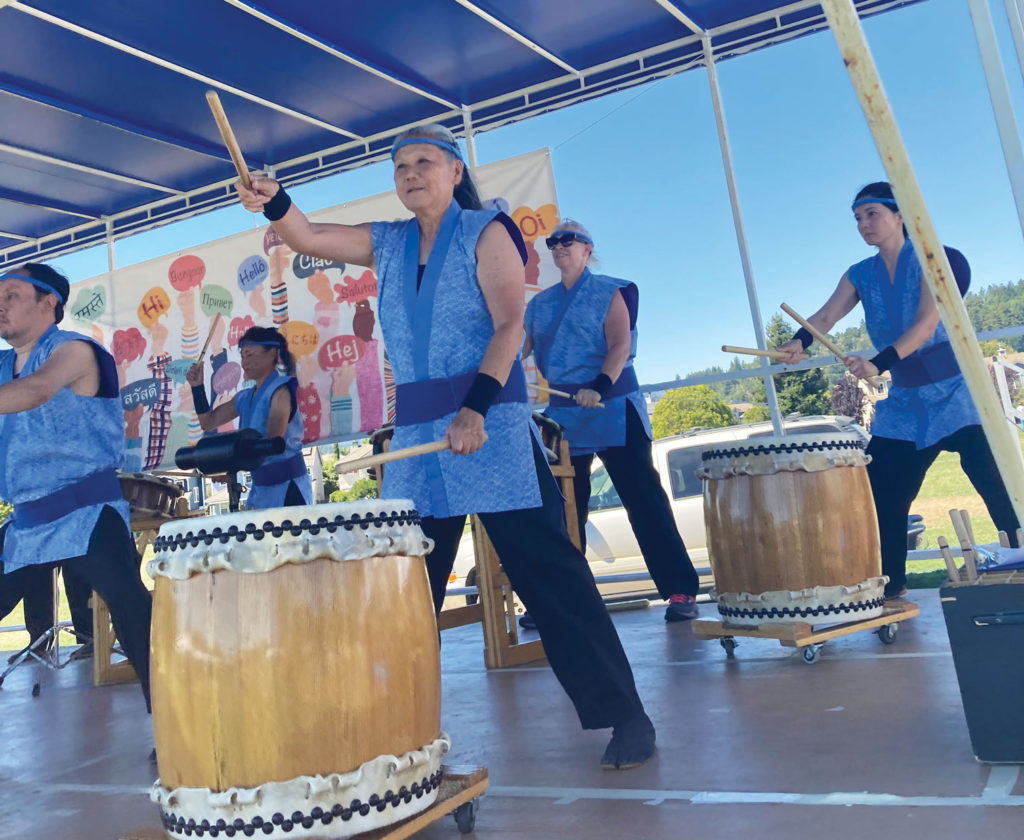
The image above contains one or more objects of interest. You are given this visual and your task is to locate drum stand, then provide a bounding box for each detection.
[0,566,79,689]
[120,765,489,839]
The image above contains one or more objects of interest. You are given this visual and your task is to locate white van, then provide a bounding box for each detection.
[450,415,870,603]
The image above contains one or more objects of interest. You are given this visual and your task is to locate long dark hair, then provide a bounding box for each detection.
[239,326,295,375]
[854,181,907,237]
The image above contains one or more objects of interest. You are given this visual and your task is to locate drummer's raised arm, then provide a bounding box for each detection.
[236,175,375,269]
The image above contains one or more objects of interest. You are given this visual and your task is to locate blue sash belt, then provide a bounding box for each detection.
[549,366,640,407]
[250,453,306,487]
[14,469,122,527]
[890,342,960,389]
[395,360,528,426]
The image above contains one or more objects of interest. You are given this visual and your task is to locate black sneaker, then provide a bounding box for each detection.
[665,594,699,622]
[518,612,537,630]
[68,643,94,662]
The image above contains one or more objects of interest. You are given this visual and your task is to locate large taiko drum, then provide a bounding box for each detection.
[698,431,886,627]
[147,500,447,839]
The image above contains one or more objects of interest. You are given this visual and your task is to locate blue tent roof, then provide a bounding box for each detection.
[0,0,920,268]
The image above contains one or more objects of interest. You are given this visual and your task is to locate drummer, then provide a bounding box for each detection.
[776,181,1019,598]
[0,263,152,709]
[523,219,700,623]
[234,123,657,770]
[187,326,313,509]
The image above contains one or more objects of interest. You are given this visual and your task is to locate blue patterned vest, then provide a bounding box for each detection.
[372,202,542,518]
[0,325,130,571]
[847,239,977,448]
[233,369,312,509]
[525,269,651,455]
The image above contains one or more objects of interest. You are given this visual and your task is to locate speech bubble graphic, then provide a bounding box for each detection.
[165,358,194,384]
[279,320,319,357]
[112,327,147,365]
[228,315,255,348]
[317,335,361,369]
[237,254,269,292]
[512,203,559,243]
[70,286,106,324]
[200,284,234,318]
[212,360,242,394]
[333,269,378,305]
[137,287,171,328]
[120,377,161,411]
[292,253,346,279]
[168,255,206,291]
[263,227,286,255]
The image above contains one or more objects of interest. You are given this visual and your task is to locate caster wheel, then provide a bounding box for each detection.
[802,645,820,664]
[720,637,737,658]
[454,799,477,834]
[877,623,899,645]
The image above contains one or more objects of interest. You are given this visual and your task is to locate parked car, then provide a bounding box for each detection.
[451,414,907,604]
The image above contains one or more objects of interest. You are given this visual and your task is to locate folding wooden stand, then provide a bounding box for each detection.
[121,765,489,839]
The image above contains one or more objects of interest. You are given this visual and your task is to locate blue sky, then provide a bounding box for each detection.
[51,0,1024,386]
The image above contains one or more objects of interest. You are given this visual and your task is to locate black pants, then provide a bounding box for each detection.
[0,506,152,709]
[19,563,94,645]
[570,404,699,599]
[867,426,1020,594]
[421,440,646,731]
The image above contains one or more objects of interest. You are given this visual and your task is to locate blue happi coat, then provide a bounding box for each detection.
[372,201,542,518]
[847,239,977,449]
[0,325,130,572]
[234,368,313,509]
[525,269,651,455]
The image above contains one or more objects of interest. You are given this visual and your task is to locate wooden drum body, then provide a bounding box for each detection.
[148,501,445,839]
[699,432,886,627]
[118,473,185,520]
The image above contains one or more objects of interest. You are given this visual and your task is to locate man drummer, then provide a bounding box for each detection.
[235,124,658,770]
[0,264,152,709]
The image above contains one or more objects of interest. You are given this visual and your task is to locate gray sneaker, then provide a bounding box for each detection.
[665,594,699,622]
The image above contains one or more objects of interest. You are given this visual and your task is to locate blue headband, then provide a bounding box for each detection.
[0,272,67,304]
[549,229,594,245]
[239,340,281,349]
[390,136,462,162]
[851,196,898,210]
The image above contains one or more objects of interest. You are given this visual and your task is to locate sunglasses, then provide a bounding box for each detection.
[545,232,589,250]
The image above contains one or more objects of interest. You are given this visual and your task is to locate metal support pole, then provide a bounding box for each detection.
[967,0,1024,240]
[1004,0,1024,84]
[822,0,1024,525]
[703,39,783,434]
[461,107,479,169]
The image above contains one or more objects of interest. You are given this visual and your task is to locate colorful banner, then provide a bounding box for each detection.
[73,149,561,470]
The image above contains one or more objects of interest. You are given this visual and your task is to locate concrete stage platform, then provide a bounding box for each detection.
[0,595,1021,840]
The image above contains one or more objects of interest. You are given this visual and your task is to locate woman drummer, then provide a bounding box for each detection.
[233,123,656,770]
[777,181,1019,598]
[522,218,700,623]
[186,325,313,509]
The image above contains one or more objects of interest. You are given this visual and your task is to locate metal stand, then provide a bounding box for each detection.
[0,566,80,688]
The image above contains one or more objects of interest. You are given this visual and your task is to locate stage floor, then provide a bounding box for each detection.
[1,596,1021,840]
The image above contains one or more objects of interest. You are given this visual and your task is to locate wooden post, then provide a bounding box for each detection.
[821,0,1024,526]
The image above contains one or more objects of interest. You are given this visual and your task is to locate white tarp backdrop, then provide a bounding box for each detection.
[68,149,561,470]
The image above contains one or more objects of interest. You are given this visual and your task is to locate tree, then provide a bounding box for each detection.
[742,405,771,423]
[651,385,734,438]
[765,314,831,416]
[321,456,339,499]
[0,499,9,524]
[330,476,378,502]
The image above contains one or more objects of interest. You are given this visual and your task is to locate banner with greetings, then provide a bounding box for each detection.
[71,148,561,470]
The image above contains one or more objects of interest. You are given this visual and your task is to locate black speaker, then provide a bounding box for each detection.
[940,574,1024,763]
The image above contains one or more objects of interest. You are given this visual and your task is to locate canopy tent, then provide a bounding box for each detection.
[0,0,923,267]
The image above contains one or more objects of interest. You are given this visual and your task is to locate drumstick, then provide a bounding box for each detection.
[336,439,451,474]
[528,383,606,409]
[196,313,222,366]
[780,303,883,386]
[205,90,251,190]
[721,344,786,361]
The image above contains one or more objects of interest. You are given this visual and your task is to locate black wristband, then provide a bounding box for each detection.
[460,373,503,417]
[262,187,292,222]
[793,327,814,350]
[591,373,614,400]
[870,345,900,374]
[191,385,211,415]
